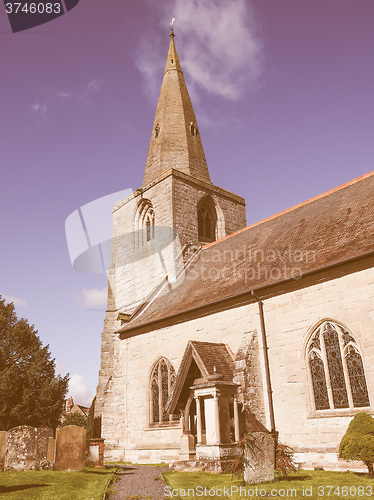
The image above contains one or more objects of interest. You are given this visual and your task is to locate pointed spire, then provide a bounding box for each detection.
[143,28,211,186]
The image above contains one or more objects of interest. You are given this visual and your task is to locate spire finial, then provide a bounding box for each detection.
[170,18,175,38]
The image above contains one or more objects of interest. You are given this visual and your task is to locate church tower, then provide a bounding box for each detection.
[95,29,247,447]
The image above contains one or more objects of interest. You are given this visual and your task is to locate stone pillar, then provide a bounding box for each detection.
[233,396,240,443]
[213,395,221,445]
[195,397,202,444]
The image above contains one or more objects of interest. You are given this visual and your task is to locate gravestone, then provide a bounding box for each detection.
[54,425,86,471]
[244,431,275,484]
[0,431,8,470]
[4,426,53,471]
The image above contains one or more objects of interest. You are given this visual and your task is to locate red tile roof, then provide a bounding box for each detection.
[119,171,374,335]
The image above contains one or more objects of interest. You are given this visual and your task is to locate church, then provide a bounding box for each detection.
[95,28,374,469]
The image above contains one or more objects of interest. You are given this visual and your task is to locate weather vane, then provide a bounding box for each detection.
[170,17,175,37]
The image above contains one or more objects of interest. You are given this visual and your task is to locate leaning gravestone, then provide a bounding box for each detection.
[54,425,86,471]
[4,426,53,471]
[244,431,275,484]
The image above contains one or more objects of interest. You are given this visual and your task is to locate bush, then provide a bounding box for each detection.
[339,412,374,475]
[61,412,87,428]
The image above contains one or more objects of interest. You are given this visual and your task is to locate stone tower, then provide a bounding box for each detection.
[95,29,247,447]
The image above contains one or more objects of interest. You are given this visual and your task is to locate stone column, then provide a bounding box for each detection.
[195,397,202,444]
[233,396,240,442]
[213,395,221,445]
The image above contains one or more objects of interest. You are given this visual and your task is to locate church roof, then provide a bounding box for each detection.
[143,30,211,186]
[118,170,374,336]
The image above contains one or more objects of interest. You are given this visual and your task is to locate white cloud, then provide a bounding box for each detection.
[2,294,27,307]
[30,77,103,120]
[31,102,48,119]
[79,288,107,310]
[68,374,94,407]
[136,0,263,100]
[87,78,103,92]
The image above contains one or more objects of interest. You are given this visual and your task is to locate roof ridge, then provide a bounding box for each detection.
[204,170,374,250]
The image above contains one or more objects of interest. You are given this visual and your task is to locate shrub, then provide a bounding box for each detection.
[339,412,374,475]
[276,443,299,476]
[61,412,87,428]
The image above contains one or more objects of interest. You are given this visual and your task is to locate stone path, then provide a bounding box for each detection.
[108,464,170,500]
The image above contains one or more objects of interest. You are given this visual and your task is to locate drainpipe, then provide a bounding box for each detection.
[251,291,276,434]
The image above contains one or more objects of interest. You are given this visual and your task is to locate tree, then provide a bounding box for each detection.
[339,412,374,475]
[61,412,87,428]
[0,296,69,431]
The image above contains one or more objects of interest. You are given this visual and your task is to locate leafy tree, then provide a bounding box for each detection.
[61,412,87,428]
[0,296,69,431]
[339,412,374,475]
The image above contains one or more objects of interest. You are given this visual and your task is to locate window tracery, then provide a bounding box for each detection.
[307,321,370,411]
[149,357,178,425]
[136,200,155,248]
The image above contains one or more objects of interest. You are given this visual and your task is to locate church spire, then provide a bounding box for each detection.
[143,27,211,186]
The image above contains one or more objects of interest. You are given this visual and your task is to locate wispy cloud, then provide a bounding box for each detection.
[136,0,263,101]
[68,374,94,407]
[30,77,103,120]
[75,288,107,310]
[31,102,48,119]
[2,294,27,307]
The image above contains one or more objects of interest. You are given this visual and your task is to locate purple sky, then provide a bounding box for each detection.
[1,0,373,406]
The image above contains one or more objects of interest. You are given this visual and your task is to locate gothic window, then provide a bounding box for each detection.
[149,357,178,425]
[197,197,217,243]
[307,320,370,411]
[136,200,155,248]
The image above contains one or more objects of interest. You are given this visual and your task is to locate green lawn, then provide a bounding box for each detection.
[0,467,116,500]
[162,470,374,499]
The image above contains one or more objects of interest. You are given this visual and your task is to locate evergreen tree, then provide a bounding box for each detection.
[0,296,69,430]
[339,412,374,475]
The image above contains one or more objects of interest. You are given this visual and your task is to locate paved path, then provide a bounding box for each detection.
[108,464,170,500]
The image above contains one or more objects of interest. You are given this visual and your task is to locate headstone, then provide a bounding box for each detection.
[54,425,86,471]
[244,431,275,484]
[4,426,53,471]
[47,437,55,463]
[0,431,8,470]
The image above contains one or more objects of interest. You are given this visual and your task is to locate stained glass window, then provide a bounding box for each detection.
[346,345,370,407]
[307,321,370,411]
[323,323,348,408]
[149,357,177,425]
[309,351,329,410]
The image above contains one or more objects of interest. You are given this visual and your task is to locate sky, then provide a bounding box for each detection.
[1,0,373,407]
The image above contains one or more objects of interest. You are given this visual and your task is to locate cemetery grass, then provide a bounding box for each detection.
[162,470,374,499]
[0,467,116,500]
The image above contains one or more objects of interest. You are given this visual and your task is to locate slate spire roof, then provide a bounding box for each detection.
[143,28,211,186]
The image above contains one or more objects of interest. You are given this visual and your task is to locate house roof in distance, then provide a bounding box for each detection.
[119,170,374,335]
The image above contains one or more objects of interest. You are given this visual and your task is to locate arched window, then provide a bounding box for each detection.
[149,357,178,425]
[197,197,217,243]
[306,320,370,411]
[136,200,155,248]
